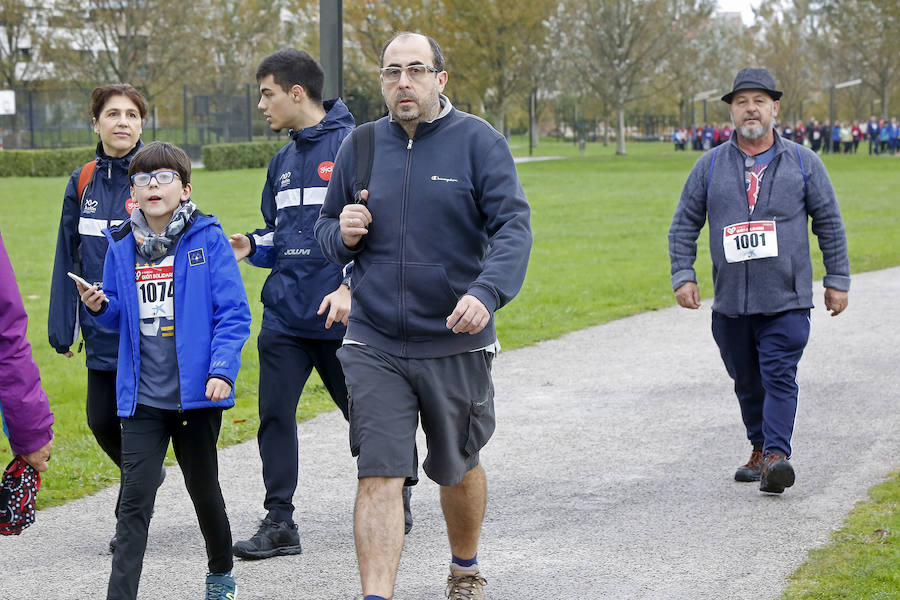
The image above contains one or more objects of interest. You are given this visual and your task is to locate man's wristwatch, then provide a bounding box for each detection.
[341,276,351,289]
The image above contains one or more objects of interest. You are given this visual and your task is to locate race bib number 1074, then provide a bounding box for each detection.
[723,221,778,263]
[136,259,175,320]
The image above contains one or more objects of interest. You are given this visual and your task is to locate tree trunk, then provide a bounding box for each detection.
[616,104,626,155]
[492,105,505,136]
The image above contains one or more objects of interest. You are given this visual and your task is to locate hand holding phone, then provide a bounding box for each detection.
[66,271,92,289]
[68,272,107,311]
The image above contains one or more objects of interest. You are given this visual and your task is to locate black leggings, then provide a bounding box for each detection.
[87,369,122,466]
[107,405,231,600]
[87,369,123,517]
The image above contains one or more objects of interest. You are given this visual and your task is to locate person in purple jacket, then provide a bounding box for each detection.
[0,232,54,472]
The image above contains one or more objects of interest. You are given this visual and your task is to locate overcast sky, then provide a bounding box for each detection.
[717,0,761,25]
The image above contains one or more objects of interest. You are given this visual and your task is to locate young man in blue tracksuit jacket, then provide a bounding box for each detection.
[315,32,532,600]
[669,68,850,496]
[78,142,250,600]
[226,49,410,560]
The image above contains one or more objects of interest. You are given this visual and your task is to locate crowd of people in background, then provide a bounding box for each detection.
[673,116,900,155]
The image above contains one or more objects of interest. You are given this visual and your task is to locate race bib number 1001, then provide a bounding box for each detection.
[723,221,778,263]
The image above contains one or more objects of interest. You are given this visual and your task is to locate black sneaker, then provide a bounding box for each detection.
[759,452,795,494]
[734,446,764,482]
[233,517,302,559]
[403,485,413,534]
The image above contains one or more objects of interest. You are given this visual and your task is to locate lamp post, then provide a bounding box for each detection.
[320,1,343,100]
[829,78,861,130]
[692,89,720,126]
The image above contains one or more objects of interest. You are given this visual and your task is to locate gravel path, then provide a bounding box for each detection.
[3,267,898,600]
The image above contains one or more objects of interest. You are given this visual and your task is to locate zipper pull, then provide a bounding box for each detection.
[407,138,412,150]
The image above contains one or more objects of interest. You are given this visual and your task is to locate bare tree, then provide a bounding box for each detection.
[567,0,714,154]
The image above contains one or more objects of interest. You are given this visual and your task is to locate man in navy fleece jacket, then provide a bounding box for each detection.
[315,31,531,600]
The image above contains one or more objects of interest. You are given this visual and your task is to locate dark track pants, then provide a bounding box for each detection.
[711,309,810,457]
[107,405,231,600]
[87,369,123,516]
[257,328,349,525]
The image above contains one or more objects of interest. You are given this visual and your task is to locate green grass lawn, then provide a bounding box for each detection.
[1,140,899,596]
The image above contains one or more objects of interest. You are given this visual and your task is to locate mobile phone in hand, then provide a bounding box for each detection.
[67,272,93,289]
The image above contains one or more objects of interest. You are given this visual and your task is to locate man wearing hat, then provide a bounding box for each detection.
[667,67,850,494]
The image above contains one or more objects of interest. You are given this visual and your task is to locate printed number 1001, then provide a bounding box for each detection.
[734,232,767,250]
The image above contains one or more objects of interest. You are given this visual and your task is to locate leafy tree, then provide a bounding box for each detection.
[197,0,285,96]
[342,0,435,122]
[40,0,200,100]
[438,0,555,132]
[664,12,743,129]
[750,0,827,123]
[0,0,43,88]
[819,0,900,118]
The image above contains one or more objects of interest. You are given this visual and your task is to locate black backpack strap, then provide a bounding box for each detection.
[352,121,376,206]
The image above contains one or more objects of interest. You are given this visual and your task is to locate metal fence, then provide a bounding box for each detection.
[0,85,286,159]
[0,84,392,159]
[0,87,96,151]
[0,84,675,158]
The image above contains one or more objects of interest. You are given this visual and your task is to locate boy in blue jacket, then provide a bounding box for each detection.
[77,141,251,600]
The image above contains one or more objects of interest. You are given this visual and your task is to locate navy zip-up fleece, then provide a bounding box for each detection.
[668,133,850,316]
[48,141,143,369]
[315,100,532,358]
[246,99,354,339]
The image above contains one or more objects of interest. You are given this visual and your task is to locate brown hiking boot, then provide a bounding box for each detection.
[734,446,764,482]
[759,452,795,494]
[447,569,487,599]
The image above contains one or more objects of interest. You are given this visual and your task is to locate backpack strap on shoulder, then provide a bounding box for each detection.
[77,160,98,206]
[795,143,808,192]
[351,122,376,206]
[706,146,719,201]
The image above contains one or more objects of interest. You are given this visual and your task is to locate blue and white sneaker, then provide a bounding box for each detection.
[205,572,236,600]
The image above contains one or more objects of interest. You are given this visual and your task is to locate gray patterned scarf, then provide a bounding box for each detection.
[131,201,196,261]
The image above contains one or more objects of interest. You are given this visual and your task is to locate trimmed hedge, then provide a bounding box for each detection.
[0,146,95,177]
[202,141,287,171]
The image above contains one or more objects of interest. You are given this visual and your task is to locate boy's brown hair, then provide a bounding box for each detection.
[128,142,191,185]
[90,84,148,120]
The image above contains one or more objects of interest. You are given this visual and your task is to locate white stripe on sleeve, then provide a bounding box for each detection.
[77,217,107,237]
[254,232,275,247]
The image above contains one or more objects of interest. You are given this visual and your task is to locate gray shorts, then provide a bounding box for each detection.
[336,344,495,487]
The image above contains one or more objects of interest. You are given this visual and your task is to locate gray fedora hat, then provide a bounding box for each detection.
[721,67,783,103]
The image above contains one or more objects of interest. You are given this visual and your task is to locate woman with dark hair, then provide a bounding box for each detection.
[48,84,162,552]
